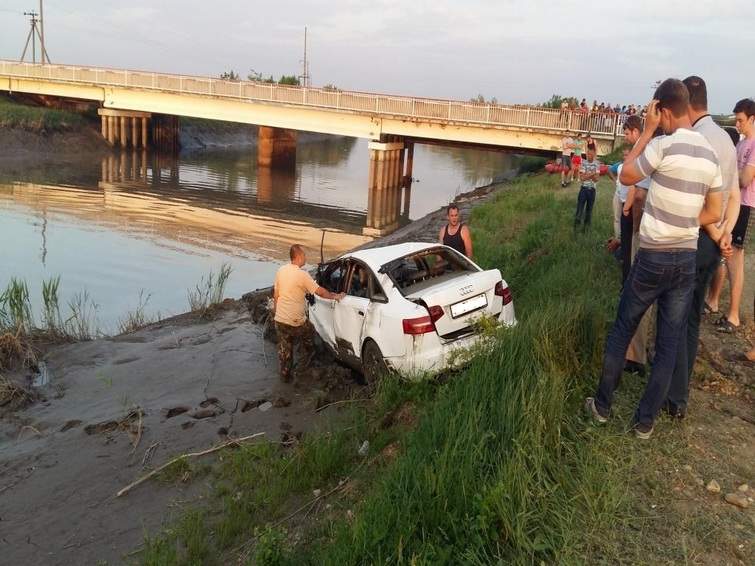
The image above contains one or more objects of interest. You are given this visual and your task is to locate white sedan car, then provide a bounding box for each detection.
[308,242,516,381]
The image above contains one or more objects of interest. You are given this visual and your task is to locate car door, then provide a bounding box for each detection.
[333,261,370,361]
[308,260,346,349]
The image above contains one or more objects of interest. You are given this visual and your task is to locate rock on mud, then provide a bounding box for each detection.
[706,479,721,494]
[724,493,750,509]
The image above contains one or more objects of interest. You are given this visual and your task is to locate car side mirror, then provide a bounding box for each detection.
[371,293,388,304]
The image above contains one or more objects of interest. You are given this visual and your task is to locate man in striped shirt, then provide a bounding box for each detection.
[586,79,723,439]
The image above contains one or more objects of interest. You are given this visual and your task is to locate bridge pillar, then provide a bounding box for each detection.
[107,116,116,145]
[364,140,405,236]
[98,109,153,149]
[152,115,180,154]
[120,117,128,149]
[257,126,297,168]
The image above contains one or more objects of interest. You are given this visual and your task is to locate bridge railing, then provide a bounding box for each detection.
[1,60,624,137]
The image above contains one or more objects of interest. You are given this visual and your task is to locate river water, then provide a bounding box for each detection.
[0,136,517,331]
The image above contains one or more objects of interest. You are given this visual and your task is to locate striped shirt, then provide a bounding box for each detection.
[580,159,600,189]
[636,128,723,250]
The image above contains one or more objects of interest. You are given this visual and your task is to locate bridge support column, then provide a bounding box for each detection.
[152,115,180,155]
[107,116,116,145]
[402,141,414,218]
[119,117,128,149]
[257,126,297,168]
[364,140,405,236]
[141,118,148,149]
[131,119,138,149]
[98,109,153,149]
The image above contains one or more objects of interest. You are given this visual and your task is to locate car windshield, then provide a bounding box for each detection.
[381,247,477,293]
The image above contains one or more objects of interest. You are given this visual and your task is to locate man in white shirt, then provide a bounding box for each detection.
[560,133,575,187]
[665,76,740,418]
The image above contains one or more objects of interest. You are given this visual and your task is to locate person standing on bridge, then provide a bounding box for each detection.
[439,204,473,258]
[273,244,344,383]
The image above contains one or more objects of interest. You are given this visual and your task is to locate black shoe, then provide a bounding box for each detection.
[623,361,646,377]
[662,401,686,420]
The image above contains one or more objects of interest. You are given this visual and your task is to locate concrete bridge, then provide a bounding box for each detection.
[0,60,626,234]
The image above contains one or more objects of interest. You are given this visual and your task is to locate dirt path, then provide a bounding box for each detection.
[0,305,356,565]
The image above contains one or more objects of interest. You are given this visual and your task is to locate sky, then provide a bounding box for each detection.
[0,0,752,113]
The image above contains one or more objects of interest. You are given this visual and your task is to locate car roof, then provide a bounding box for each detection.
[341,242,440,270]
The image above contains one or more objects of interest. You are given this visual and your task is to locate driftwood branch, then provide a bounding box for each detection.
[116,432,265,497]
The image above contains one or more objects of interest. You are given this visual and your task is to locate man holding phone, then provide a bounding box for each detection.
[585,79,723,439]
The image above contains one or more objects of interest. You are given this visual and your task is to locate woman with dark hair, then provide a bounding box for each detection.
[586,134,596,154]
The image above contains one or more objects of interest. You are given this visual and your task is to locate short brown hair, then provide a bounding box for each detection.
[682,76,707,112]
[733,98,755,118]
[623,115,643,132]
[447,203,459,214]
[654,78,689,118]
[289,244,304,260]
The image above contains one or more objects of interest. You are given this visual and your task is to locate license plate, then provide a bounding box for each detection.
[450,293,487,318]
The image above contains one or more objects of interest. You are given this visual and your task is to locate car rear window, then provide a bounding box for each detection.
[381,248,477,292]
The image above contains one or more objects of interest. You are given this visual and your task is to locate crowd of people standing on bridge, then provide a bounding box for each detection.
[561,98,650,118]
[582,76,755,439]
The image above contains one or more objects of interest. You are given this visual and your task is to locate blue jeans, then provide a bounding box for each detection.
[574,185,596,232]
[667,232,720,412]
[595,249,696,426]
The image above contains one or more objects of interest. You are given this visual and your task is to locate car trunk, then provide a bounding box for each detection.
[405,270,500,338]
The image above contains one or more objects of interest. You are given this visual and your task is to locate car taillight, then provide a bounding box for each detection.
[495,281,513,305]
[402,315,435,335]
[427,305,444,323]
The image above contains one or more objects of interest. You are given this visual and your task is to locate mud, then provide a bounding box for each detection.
[0,304,361,565]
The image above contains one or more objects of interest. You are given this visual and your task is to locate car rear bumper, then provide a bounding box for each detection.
[386,301,517,377]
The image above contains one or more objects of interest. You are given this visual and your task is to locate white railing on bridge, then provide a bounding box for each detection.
[0,60,625,138]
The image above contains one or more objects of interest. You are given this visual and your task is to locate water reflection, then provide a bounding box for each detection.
[0,136,517,327]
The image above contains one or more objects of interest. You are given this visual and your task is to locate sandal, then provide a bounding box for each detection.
[716,319,740,333]
[712,315,728,326]
[703,302,718,315]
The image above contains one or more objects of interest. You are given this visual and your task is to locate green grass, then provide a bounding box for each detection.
[0,277,99,341]
[187,263,233,313]
[118,290,158,335]
[0,95,86,132]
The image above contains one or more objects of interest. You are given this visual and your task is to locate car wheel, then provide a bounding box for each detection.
[362,339,389,385]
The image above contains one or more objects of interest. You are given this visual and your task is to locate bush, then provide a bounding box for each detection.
[517,155,548,174]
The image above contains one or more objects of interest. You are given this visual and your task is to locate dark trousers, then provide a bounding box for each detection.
[620,210,634,283]
[275,321,314,382]
[667,232,721,412]
[574,185,596,232]
[595,249,696,426]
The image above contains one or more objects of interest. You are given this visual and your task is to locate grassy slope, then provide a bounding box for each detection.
[0,96,86,132]
[139,172,752,565]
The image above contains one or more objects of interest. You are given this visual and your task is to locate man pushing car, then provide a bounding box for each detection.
[273,244,344,382]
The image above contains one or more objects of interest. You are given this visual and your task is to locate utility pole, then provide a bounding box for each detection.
[20,7,51,64]
[300,27,310,87]
[39,0,47,64]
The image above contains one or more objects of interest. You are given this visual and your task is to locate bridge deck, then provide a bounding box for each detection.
[1,61,625,134]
